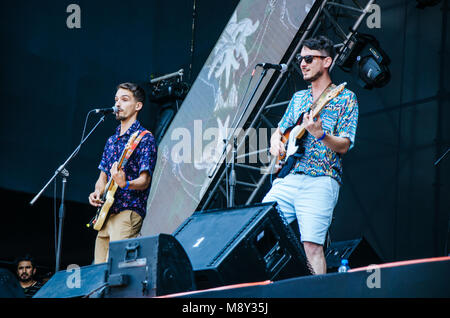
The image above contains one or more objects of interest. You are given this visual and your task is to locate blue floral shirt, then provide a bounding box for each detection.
[278,85,358,185]
[98,120,157,218]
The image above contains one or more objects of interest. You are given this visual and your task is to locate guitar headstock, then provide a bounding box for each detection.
[127,131,140,147]
[311,82,347,117]
[325,82,347,100]
[119,131,140,164]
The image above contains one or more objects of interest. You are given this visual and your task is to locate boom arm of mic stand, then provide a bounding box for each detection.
[29,115,106,206]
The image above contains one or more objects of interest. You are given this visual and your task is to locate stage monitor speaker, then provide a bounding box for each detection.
[173,202,311,290]
[325,237,383,272]
[33,263,108,298]
[105,233,196,298]
[0,268,25,298]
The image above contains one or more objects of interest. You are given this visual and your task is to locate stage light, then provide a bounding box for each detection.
[336,33,391,89]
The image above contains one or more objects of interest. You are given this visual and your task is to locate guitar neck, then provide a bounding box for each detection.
[102,178,114,199]
[292,105,325,140]
[293,85,342,140]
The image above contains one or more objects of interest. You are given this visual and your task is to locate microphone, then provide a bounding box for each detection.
[256,63,288,73]
[93,106,118,114]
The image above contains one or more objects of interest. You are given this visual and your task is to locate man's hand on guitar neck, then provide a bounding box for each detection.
[110,161,152,191]
[303,111,324,139]
[110,162,127,189]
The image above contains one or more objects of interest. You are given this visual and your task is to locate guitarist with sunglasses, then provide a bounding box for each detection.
[88,82,157,264]
[262,36,359,275]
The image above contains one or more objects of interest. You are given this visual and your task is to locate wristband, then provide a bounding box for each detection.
[123,181,130,190]
[317,132,326,141]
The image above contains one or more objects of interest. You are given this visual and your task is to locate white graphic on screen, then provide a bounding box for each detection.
[208,12,259,89]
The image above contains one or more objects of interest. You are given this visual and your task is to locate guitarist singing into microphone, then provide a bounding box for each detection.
[262,36,359,275]
[88,82,157,264]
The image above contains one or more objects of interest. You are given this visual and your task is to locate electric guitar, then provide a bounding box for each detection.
[87,131,140,231]
[270,82,347,177]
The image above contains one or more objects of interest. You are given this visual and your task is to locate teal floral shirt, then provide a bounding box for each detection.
[278,85,359,185]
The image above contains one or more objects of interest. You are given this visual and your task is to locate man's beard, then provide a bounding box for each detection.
[19,273,32,283]
[304,69,323,83]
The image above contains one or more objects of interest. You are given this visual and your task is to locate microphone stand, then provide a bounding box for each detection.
[55,168,68,273]
[30,114,107,272]
[208,67,269,178]
[227,137,237,208]
[207,67,270,208]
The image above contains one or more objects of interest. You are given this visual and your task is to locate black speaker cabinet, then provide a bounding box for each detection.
[105,233,196,298]
[0,268,25,298]
[325,237,383,272]
[173,202,311,290]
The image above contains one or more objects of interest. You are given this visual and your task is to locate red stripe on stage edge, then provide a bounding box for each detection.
[157,280,273,298]
[348,256,450,273]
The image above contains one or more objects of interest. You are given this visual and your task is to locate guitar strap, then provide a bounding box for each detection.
[295,83,335,125]
[121,130,150,168]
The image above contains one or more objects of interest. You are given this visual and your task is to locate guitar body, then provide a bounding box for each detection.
[275,124,308,178]
[93,182,118,231]
[283,123,307,159]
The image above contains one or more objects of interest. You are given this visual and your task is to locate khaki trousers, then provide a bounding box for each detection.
[94,210,143,264]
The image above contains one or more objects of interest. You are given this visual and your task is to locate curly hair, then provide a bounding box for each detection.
[300,36,336,59]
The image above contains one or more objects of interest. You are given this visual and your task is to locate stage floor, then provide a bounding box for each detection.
[162,256,450,298]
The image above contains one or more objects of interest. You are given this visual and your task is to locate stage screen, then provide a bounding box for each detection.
[143,0,318,235]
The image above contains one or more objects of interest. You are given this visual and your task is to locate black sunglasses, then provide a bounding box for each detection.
[296,55,328,64]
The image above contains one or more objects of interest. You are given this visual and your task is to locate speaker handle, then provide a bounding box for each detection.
[125,242,140,262]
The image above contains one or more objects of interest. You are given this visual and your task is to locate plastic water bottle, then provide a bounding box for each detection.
[338,259,350,272]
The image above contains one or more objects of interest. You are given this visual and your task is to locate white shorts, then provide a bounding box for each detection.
[262,173,339,245]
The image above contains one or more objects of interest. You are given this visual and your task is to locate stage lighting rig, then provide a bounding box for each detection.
[148,69,190,144]
[149,69,190,103]
[336,33,391,89]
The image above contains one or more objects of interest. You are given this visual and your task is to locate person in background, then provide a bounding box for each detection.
[15,254,45,298]
[89,82,157,264]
